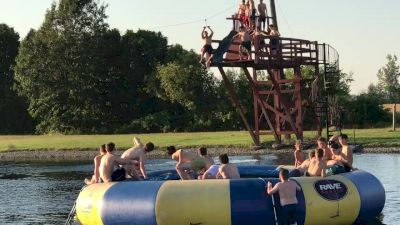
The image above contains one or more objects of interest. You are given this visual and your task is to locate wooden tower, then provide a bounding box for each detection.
[210,0,340,145]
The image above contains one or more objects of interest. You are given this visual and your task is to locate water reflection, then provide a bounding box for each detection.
[0,154,397,225]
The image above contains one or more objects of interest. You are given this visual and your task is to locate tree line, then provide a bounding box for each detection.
[0,0,398,134]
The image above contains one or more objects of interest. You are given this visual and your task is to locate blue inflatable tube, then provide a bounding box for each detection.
[75,166,385,225]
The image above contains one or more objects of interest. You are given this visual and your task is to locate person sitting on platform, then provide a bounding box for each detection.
[258,0,267,30]
[306,148,327,177]
[84,144,106,185]
[167,146,206,180]
[233,26,252,61]
[121,137,154,180]
[294,140,304,167]
[199,26,214,68]
[318,136,332,161]
[99,142,141,183]
[267,168,301,225]
[217,154,240,179]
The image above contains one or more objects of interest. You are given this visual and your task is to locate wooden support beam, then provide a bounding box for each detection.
[218,67,260,146]
[242,67,280,143]
[265,67,302,140]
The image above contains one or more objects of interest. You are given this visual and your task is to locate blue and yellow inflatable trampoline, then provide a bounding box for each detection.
[75,165,385,225]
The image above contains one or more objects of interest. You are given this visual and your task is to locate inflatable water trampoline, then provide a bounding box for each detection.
[75,165,385,225]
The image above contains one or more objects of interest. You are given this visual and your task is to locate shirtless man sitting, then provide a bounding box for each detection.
[84,144,106,185]
[233,26,252,60]
[294,150,315,176]
[339,134,353,166]
[167,146,206,180]
[267,168,301,225]
[326,142,355,175]
[121,137,154,179]
[199,26,214,67]
[99,142,140,183]
[217,154,240,179]
[318,136,332,161]
[307,148,327,177]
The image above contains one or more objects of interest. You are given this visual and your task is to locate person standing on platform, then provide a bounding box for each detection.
[258,0,267,30]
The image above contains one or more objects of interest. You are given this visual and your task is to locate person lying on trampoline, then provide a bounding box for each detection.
[233,26,252,61]
[267,168,301,225]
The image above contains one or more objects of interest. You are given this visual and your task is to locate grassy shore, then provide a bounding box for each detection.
[0,128,399,152]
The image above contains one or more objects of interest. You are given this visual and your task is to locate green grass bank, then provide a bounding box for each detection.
[0,128,399,153]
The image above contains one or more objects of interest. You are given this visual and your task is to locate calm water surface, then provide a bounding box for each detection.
[0,153,398,225]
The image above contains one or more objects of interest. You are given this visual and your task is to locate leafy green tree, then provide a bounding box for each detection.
[377,54,400,103]
[14,0,121,133]
[0,24,34,134]
[342,93,390,128]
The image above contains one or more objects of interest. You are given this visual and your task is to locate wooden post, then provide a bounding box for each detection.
[393,104,397,131]
[243,67,280,143]
[218,67,260,146]
[270,0,279,30]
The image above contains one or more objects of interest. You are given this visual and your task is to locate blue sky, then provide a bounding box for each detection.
[1,0,399,94]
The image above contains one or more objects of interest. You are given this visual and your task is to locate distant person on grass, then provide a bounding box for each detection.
[167,146,207,180]
[84,144,106,185]
[99,142,141,183]
[217,154,240,179]
[267,168,301,225]
[121,137,154,180]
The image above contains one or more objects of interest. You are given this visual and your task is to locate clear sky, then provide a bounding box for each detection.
[1,0,399,94]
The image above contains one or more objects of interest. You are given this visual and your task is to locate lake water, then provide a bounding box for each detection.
[0,153,398,225]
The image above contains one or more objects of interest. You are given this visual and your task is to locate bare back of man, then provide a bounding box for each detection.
[307,159,326,177]
[341,145,353,165]
[218,163,240,179]
[276,181,300,206]
[99,153,132,183]
[121,138,145,177]
[173,149,198,180]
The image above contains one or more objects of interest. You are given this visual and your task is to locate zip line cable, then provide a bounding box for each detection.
[276,1,295,37]
[148,4,236,30]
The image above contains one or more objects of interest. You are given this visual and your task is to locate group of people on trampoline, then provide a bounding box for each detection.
[293,134,355,178]
[200,0,281,67]
[84,137,241,184]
